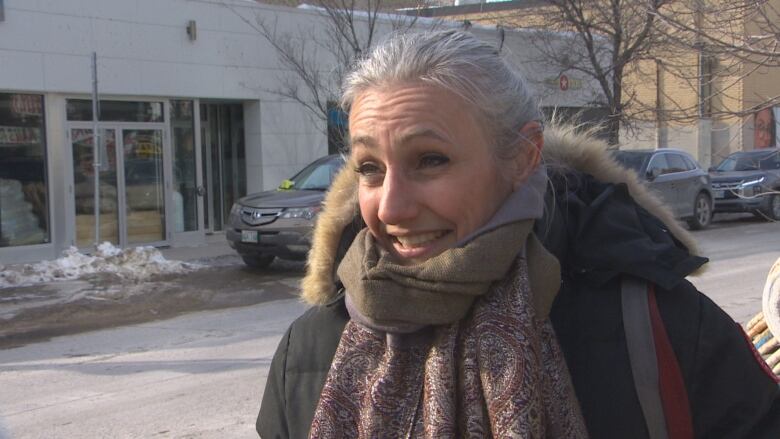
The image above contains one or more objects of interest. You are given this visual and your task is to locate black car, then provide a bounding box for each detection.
[613,149,713,229]
[226,154,345,268]
[709,148,780,220]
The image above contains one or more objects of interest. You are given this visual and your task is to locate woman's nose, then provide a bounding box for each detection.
[377,170,417,225]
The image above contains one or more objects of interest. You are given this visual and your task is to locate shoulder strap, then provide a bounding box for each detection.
[646,283,694,439]
[622,276,669,439]
[622,277,694,439]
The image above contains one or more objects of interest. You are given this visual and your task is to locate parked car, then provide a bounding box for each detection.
[709,148,780,220]
[612,149,714,229]
[226,154,345,268]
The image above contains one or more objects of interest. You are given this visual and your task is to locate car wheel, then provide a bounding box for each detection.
[762,193,780,221]
[242,255,275,269]
[687,192,712,230]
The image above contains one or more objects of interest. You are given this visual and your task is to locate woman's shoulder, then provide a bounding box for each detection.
[290,292,348,336]
[284,293,349,367]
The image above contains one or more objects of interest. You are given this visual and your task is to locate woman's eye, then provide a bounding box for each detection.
[419,154,449,169]
[355,162,382,176]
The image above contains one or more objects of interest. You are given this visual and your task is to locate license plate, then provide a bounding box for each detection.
[714,190,724,199]
[241,230,258,243]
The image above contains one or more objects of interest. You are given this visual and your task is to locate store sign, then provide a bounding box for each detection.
[0,126,42,145]
[11,94,43,117]
[544,75,583,91]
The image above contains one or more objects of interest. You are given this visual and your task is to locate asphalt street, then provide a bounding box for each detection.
[691,214,780,324]
[0,299,307,438]
[0,214,778,438]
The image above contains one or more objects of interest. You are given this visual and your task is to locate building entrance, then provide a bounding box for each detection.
[69,127,167,247]
[67,99,168,248]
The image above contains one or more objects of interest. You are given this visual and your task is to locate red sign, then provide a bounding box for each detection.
[559,74,570,91]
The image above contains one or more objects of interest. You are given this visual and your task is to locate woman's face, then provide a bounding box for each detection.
[349,83,539,265]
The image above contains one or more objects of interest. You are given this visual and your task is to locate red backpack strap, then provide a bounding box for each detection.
[647,284,694,439]
[622,277,694,439]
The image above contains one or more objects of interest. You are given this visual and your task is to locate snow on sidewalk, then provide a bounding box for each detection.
[0,242,201,289]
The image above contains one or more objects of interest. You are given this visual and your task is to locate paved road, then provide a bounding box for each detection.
[0,298,308,438]
[0,215,778,438]
[691,214,780,324]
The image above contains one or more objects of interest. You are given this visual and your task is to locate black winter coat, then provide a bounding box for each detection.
[257,173,780,438]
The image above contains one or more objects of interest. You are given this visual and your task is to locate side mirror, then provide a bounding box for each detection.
[707,167,716,172]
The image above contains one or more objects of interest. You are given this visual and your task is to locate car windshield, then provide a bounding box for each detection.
[613,151,651,173]
[288,157,344,191]
[715,152,777,171]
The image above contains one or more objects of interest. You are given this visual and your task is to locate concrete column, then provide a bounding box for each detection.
[696,118,713,169]
[243,100,263,194]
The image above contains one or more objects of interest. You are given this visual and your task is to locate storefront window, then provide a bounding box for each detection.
[0,93,49,247]
[171,100,198,232]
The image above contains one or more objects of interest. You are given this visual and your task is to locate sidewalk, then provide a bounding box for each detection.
[0,233,303,349]
[159,233,237,262]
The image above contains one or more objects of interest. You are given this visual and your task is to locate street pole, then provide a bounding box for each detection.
[91,52,100,249]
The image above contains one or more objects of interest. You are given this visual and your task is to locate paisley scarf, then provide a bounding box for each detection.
[309,220,588,438]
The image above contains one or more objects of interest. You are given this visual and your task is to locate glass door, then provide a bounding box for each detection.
[121,129,166,244]
[170,100,202,237]
[200,103,246,232]
[70,126,166,247]
[71,128,120,247]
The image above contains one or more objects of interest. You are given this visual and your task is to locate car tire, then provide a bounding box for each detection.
[761,193,780,221]
[242,255,275,269]
[687,192,712,230]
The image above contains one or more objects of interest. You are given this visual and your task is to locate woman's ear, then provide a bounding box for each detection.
[511,121,544,190]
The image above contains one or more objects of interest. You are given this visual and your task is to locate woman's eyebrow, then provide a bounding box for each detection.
[350,135,377,149]
[399,129,449,145]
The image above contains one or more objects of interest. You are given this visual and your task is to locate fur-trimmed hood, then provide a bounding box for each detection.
[301,124,702,306]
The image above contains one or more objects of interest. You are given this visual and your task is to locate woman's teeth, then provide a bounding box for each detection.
[394,231,448,248]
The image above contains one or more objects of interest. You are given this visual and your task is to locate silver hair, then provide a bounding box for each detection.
[341,29,543,158]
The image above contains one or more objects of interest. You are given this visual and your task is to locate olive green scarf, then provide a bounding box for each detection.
[337,219,560,331]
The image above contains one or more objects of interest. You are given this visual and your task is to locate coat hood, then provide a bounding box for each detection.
[301,124,703,306]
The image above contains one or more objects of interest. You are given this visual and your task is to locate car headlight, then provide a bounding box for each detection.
[738,177,765,188]
[230,203,242,216]
[280,206,321,220]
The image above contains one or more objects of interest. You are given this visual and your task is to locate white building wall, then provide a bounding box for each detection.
[0,0,605,262]
[0,0,330,194]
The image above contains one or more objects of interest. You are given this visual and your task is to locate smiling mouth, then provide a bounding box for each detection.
[392,230,451,249]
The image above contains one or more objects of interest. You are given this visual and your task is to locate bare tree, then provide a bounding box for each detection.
[492,0,670,145]
[652,0,780,119]
[227,1,426,132]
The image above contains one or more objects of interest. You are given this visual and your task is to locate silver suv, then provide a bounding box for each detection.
[709,148,780,220]
[613,149,714,229]
[226,155,345,268]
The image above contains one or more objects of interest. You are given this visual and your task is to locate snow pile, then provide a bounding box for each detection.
[0,242,201,288]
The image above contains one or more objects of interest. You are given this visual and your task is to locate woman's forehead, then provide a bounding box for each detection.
[348,85,483,141]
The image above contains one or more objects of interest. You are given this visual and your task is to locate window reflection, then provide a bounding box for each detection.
[66,100,164,123]
[171,100,198,232]
[0,93,49,247]
[123,129,165,244]
[71,129,119,247]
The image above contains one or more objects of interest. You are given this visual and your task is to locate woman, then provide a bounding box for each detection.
[258,30,780,438]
